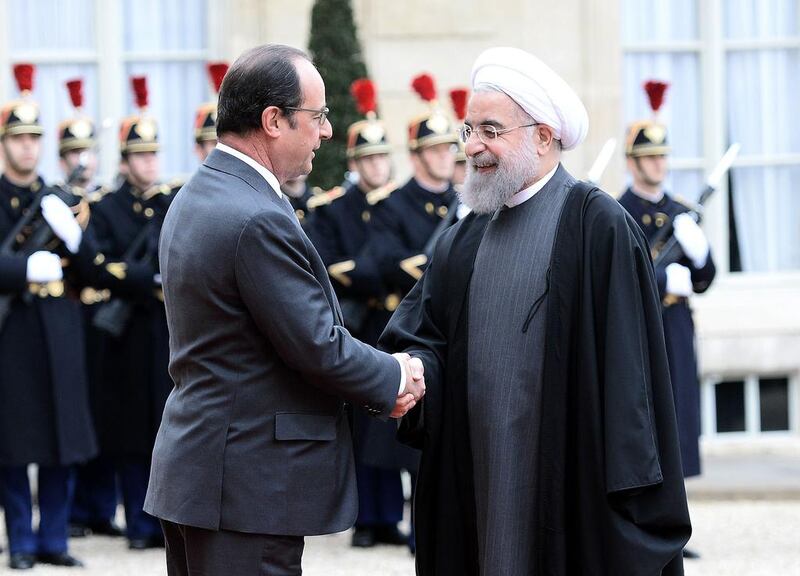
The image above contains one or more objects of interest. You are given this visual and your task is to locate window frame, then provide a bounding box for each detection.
[702,373,798,439]
[622,0,800,275]
[0,0,223,182]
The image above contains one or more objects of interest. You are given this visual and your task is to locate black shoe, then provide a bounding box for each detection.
[128,535,165,550]
[351,527,376,548]
[69,523,91,538]
[36,552,84,567]
[373,526,409,546]
[8,554,36,570]
[683,547,701,559]
[87,520,125,537]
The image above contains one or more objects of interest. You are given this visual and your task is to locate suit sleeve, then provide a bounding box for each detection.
[234,210,400,415]
[586,197,691,574]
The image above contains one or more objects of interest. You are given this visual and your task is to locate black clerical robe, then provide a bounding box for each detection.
[380,181,691,576]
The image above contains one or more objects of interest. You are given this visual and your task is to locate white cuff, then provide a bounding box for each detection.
[397,357,406,395]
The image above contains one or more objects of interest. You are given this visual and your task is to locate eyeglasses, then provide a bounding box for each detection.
[459,123,538,144]
[283,106,330,126]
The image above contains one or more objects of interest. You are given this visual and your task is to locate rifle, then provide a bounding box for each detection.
[0,187,52,330]
[586,138,617,185]
[651,143,741,268]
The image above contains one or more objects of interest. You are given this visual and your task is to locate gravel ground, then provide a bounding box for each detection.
[0,500,797,575]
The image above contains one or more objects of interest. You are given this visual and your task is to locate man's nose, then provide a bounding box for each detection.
[465,137,485,158]
[320,118,333,141]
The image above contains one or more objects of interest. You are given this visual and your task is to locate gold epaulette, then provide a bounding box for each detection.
[672,194,700,213]
[307,186,346,210]
[366,181,398,206]
[168,177,185,193]
[142,182,174,201]
[86,186,113,204]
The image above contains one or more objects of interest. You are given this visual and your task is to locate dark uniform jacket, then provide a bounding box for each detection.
[369,177,457,296]
[382,179,691,575]
[88,178,175,457]
[619,188,716,477]
[0,174,97,466]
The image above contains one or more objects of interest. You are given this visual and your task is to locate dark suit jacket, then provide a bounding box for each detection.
[144,148,400,536]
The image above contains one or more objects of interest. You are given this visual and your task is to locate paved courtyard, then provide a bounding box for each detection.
[0,499,798,575]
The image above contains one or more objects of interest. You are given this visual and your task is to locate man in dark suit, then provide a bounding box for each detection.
[144,44,424,576]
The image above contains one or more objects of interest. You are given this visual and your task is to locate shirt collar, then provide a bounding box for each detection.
[505,163,559,208]
[215,143,283,199]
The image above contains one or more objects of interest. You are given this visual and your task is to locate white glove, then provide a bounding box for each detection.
[673,213,709,268]
[26,251,64,283]
[41,194,82,254]
[665,263,693,297]
[153,273,162,286]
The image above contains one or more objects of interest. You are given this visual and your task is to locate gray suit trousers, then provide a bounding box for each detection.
[162,520,305,576]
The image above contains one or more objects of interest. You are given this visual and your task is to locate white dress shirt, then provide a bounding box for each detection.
[505,163,559,208]
[215,144,408,398]
[216,143,283,199]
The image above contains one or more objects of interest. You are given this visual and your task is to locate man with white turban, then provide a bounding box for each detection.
[380,47,691,575]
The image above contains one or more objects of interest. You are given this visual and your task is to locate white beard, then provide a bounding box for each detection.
[459,140,539,215]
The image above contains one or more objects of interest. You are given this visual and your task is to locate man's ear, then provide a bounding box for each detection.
[261,106,283,138]
[535,124,555,154]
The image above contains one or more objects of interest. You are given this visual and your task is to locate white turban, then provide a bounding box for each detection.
[470,47,588,151]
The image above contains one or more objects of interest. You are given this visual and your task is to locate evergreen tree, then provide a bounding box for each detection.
[307,0,368,189]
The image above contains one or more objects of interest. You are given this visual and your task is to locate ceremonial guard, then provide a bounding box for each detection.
[56,79,123,540]
[369,73,459,300]
[618,81,715,559]
[0,63,97,570]
[307,78,409,548]
[193,62,228,164]
[88,76,174,550]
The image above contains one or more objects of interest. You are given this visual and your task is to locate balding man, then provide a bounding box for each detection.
[381,47,691,575]
[144,44,424,576]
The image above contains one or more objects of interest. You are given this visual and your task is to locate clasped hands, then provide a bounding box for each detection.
[390,353,425,418]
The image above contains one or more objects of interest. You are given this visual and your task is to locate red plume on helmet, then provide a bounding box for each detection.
[350,78,377,116]
[411,73,437,103]
[449,88,468,121]
[13,63,35,94]
[66,79,84,109]
[131,76,149,110]
[207,62,228,94]
[644,80,669,114]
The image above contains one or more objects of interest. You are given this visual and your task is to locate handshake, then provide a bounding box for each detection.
[390,353,426,419]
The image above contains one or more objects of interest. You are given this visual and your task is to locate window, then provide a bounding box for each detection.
[1,0,213,184]
[703,374,797,437]
[622,0,800,272]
